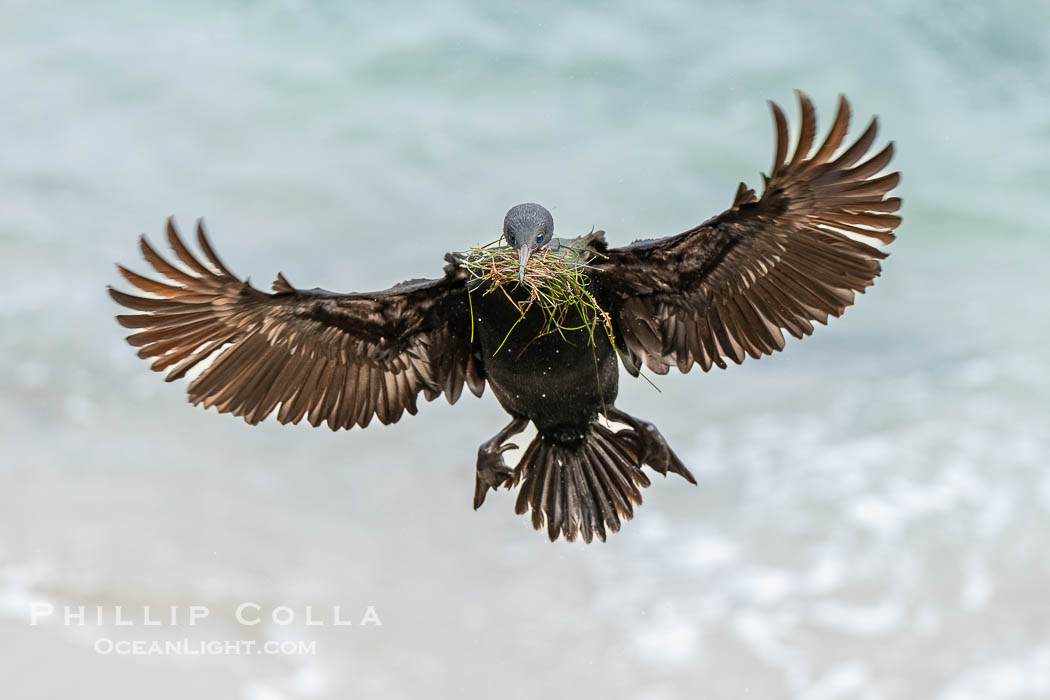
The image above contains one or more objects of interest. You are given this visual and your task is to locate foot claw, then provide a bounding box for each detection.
[473,443,516,509]
[610,412,696,485]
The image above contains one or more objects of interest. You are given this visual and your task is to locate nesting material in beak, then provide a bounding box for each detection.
[516,244,531,283]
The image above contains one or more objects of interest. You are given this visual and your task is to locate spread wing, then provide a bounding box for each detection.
[109,218,484,429]
[593,92,901,375]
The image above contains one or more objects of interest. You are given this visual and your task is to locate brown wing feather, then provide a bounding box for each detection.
[595,92,901,376]
[109,218,484,429]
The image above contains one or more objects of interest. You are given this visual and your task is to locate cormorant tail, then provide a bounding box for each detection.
[509,420,693,543]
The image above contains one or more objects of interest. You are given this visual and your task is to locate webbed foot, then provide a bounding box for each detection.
[473,417,530,509]
[605,407,697,484]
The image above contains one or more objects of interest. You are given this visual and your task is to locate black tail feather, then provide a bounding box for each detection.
[511,422,669,543]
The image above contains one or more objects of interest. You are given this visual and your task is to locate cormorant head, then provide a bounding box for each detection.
[503,203,554,282]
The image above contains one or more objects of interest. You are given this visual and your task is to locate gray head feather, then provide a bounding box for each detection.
[503,203,555,282]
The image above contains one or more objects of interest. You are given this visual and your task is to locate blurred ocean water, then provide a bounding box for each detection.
[2,1,1049,698]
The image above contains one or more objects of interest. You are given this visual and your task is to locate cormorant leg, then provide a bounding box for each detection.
[474,416,530,510]
[603,406,697,484]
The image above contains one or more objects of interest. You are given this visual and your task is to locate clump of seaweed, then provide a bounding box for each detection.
[462,239,614,356]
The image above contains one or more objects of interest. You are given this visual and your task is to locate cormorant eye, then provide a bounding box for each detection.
[536,235,543,243]
[507,235,515,245]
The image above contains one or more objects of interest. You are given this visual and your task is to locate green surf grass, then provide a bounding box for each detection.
[462,240,615,356]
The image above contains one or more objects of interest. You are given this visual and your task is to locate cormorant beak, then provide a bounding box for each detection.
[516,244,531,283]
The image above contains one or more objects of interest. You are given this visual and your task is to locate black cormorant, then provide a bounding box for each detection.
[109,93,901,542]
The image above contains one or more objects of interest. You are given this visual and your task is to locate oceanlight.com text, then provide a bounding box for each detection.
[93,638,318,656]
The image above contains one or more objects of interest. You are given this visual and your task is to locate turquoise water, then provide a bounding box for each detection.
[2,1,1049,698]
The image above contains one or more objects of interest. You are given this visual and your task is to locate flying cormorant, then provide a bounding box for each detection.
[109,93,901,542]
